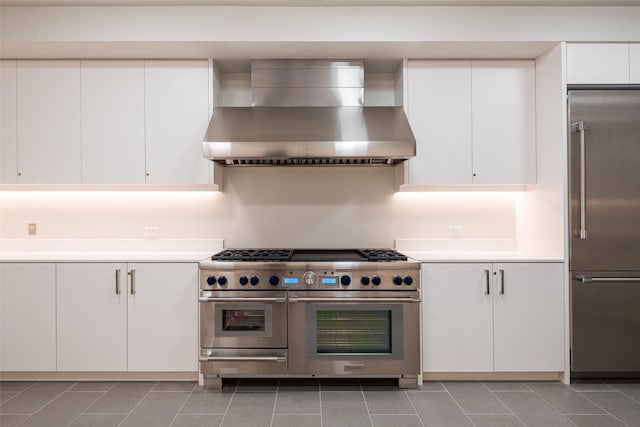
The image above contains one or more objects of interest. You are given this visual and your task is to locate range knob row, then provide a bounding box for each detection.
[206,274,414,287]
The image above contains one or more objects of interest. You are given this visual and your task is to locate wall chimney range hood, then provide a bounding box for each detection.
[202,60,416,166]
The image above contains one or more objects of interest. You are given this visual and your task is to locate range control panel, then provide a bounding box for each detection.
[200,268,418,292]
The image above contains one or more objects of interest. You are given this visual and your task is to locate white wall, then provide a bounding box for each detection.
[0,168,517,248]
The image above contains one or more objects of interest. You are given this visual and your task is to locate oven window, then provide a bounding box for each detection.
[316,310,392,354]
[221,309,266,332]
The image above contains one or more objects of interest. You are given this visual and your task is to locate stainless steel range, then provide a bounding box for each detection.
[198,249,421,389]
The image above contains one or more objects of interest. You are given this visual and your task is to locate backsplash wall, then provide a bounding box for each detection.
[0,167,516,248]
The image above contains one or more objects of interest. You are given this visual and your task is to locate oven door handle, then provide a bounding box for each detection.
[199,356,286,363]
[288,297,421,303]
[199,296,286,303]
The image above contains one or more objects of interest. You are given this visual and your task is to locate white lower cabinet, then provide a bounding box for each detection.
[56,262,198,372]
[0,263,57,371]
[422,262,564,373]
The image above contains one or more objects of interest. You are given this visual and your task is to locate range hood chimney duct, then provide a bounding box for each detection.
[202,59,416,166]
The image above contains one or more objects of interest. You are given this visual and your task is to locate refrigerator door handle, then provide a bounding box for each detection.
[571,120,587,239]
[577,275,640,283]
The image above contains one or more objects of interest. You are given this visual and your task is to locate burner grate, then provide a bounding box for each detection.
[211,249,292,262]
[359,249,408,261]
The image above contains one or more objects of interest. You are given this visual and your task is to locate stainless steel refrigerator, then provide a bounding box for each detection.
[569,90,640,377]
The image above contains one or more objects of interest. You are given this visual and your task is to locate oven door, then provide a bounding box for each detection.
[199,290,287,349]
[287,291,421,376]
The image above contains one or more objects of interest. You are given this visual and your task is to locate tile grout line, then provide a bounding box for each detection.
[441,382,479,427]
[359,380,375,427]
[63,390,109,427]
[10,381,77,427]
[216,379,238,427]
[269,379,280,427]
[483,382,531,427]
[576,390,633,427]
[0,381,38,408]
[606,386,640,405]
[114,381,159,427]
[521,383,581,427]
[166,382,198,427]
[403,390,427,427]
[318,381,324,427]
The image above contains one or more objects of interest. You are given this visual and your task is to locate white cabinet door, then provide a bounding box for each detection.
[0,263,56,371]
[421,263,493,372]
[81,61,146,184]
[492,263,564,372]
[17,61,81,183]
[56,263,127,371]
[471,61,536,184]
[1,61,18,184]
[407,61,472,185]
[630,44,640,83]
[144,60,210,185]
[566,44,630,84]
[127,263,198,371]
[405,60,535,186]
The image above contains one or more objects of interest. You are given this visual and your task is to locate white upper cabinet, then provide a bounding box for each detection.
[145,60,210,185]
[471,61,536,185]
[406,61,472,185]
[406,60,536,185]
[566,43,631,84]
[1,263,57,372]
[17,61,82,184]
[1,61,17,184]
[81,61,146,184]
[630,44,640,83]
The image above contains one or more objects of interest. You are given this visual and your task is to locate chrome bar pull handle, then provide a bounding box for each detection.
[571,121,587,239]
[499,269,505,295]
[578,276,640,283]
[115,268,121,295]
[129,268,136,295]
[484,269,490,295]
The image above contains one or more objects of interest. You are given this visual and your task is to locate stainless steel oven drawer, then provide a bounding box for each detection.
[200,348,288,375]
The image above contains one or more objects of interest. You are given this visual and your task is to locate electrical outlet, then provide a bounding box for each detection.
[448,225,464,237]
[28,223,37,236]
[144,226,160,239]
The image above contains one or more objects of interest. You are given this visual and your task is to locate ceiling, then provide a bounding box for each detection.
[3,0,640,5]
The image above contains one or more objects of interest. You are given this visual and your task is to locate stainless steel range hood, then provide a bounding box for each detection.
[202,60,416,166]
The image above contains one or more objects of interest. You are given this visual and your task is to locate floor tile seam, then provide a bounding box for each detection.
[6,381,79,425]
[360,384,375,427]
[167,384,197,427]
[270,380,280,427]
[113,381,159,427]
[441,384,477,426]
[403,390,429,427]
[318,385,324,427]
[613,389,640,405]
[488,389,535,427]
[274,411,321,415]
[576,390,628,416]
[522,382,590,419]
[60,390,109,427]
[577,390,635,427]
[216,382,237,427]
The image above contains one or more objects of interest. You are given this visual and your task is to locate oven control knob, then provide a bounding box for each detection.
[371,276,381,286]
[239,275,248,286]
[250,275,260,286]
[218,276,227,286]
[303,271,317,286]
[393,275,403,286]
[269,275,280,286]
[403,276,413,286]
[206,276,217,286]
[340,275,351,286]
[361,275,370,285]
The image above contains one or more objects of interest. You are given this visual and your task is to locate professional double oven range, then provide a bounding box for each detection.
[198,249,421,389]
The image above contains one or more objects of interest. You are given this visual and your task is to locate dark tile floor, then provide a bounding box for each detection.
[1,379,639,427]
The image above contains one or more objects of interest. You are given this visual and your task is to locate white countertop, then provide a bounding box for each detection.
[396,239,565,263]
[0,239,223,263]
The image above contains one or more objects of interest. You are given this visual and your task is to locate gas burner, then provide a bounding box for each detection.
[359,249,408,261]
[211,249,292,262]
